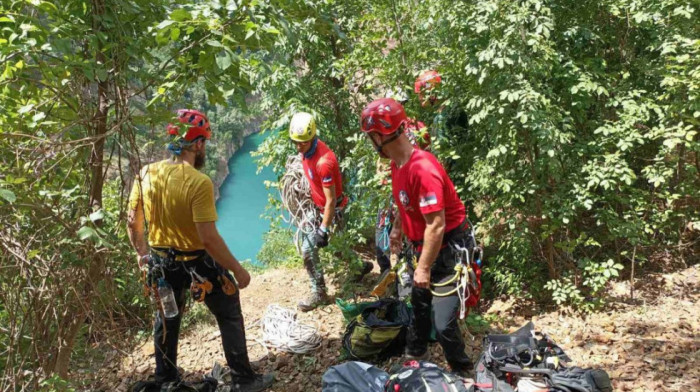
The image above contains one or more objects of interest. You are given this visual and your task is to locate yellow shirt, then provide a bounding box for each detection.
[128,159,218,252]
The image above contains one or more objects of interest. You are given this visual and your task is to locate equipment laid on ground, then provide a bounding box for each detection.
[261,304,322,354]
[322,360,474,392]
[336,298,376,323]
[342,298,412,360]
[474,322,612,392]
[385,360,472,392]
[321,361,389,392]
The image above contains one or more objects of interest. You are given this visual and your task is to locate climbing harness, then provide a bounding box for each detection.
[142,256,170,343]
[261,304,322,354]
[280,155,319,253]
[411,220,483,320]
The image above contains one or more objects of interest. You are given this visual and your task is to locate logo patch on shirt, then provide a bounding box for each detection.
[307,168,314,179]
[322,175,333,184]
[399,190,409,207]
[419,192,438,208]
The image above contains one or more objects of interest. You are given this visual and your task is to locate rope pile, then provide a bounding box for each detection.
[279,155,319,253]
[261,304,322,354]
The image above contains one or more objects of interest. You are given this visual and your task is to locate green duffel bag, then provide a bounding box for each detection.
[342,298,412,360]
[336,297,375,323]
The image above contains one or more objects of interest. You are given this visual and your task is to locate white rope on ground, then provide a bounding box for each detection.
[261,304,322,354]
[279,154,319,254]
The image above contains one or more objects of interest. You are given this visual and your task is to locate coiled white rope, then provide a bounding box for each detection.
[279,155,319,254]
[261,304,322,354]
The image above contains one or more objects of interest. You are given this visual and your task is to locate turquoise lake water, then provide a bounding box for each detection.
[216,132,275,264]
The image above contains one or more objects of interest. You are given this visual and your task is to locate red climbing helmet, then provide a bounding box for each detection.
[414,70,442,94]
[360,98,408,136]
[167,109,211,142]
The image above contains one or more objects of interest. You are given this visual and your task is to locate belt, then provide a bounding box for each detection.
[411,219,468,249]
[151,247,206,262]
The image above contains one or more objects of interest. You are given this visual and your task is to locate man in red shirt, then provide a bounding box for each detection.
[360,98,474,374]
[289,112,372,311]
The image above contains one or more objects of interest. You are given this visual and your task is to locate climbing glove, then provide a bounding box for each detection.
[314,227,329,248]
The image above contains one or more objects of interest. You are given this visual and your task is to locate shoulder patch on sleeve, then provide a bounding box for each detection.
[419,192,438,207]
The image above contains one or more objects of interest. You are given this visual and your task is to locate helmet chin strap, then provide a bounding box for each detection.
[371,130,401,158]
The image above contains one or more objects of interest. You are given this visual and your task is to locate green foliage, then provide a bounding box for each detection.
[257,227,301,268]
[181,302,216,330]
[0,0,292,388]
[254,0,699,312]
[37,375,76,392]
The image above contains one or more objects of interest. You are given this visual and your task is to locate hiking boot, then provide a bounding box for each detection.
[231,373,275,392]
[297,291,329,312]
[352,261,374,282]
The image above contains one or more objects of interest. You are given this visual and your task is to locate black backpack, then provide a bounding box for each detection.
[549,367,613,392]
[385,361,472,392]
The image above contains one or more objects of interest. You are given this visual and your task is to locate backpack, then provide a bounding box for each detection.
[342,298,412,360]
[549,367,612,392]
[321,361,389,392]
[385,360,473,392]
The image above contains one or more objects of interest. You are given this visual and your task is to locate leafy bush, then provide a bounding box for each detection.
[253,0,699,311]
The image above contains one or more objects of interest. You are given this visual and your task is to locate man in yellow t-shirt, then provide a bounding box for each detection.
[127,109,273,392]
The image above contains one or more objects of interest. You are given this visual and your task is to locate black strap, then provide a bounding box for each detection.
[152,247,206,257]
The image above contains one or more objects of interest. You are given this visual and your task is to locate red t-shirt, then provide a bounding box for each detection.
[302,139,346,209]
[391,149,466,242]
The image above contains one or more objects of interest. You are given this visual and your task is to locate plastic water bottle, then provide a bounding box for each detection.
[157,278,179,319]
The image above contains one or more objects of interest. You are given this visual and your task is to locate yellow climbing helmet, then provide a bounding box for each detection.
[289,112,316,142]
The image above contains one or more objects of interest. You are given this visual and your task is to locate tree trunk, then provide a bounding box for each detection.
[52,0,109,378]
[525,139,557,279]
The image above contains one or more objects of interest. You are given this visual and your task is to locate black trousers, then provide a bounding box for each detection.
[406,232,474,372]
[150,253,256,384]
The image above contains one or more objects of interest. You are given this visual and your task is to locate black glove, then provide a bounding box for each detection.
[314,227,329,248]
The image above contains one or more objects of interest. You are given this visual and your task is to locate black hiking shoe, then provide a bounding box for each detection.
[297,291,330,312]
[231,373,275,392]
[353,261,374,282]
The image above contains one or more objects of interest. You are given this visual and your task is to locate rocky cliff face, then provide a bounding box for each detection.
[211,127,259,200]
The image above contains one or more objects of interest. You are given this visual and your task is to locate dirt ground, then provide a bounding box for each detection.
[84,263,699,391]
